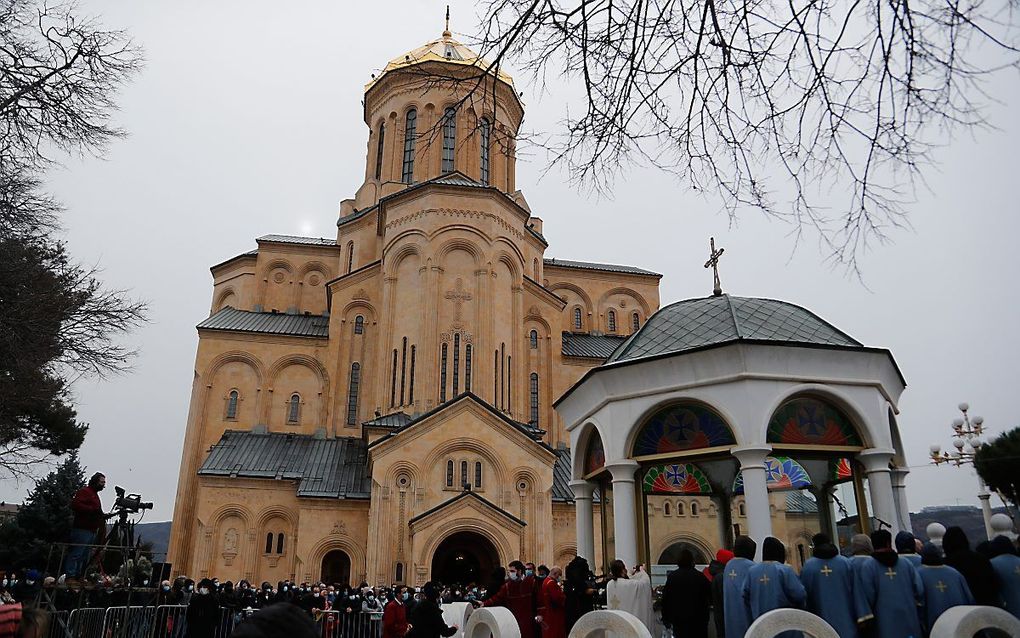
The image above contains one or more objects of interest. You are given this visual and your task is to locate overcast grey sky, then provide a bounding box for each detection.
[2,1,1018,523]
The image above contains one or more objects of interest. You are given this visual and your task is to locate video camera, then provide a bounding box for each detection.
[114,486,153,513]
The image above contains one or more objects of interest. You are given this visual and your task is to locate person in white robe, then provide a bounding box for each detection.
[606,559,661,636]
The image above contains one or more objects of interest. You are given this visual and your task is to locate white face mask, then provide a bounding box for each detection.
[199,588,210,595]
[509,572,520,581]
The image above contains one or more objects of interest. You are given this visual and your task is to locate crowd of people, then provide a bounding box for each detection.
[4,524,1020,637]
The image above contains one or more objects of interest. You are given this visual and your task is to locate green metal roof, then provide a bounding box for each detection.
[607,294,861,364]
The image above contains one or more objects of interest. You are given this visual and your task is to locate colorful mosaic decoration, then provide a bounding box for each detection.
[632,404,736,457]
[829,457,853,482]
[584,432,605,475]
[767,398,863,447]
[733,456,812,494]
[642,463,713,494]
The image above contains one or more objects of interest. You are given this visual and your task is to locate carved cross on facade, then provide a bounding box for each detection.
[704,237,725,297]
[445,278,472,322]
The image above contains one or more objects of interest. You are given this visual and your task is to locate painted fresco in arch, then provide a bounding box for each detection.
[642,463,712,494]
[768,397,863,446]
[732,456,811,494]
[584,434,605,475]
[633,404,736,457]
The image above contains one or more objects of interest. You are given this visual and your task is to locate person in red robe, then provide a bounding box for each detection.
[382,588,408,638]
[479,561,537,638]
[536,566,566,638]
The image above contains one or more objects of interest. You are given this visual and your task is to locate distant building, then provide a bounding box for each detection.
[0,502,19,523]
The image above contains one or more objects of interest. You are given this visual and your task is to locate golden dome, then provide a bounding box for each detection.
[366,32,515,92]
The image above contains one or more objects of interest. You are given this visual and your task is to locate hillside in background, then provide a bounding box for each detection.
[911,505,1011,543]
[135,521,171,558]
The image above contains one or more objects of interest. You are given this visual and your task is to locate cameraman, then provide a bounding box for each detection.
[64,472,106,583]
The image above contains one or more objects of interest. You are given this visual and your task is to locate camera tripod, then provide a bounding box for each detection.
[86,506,141,577]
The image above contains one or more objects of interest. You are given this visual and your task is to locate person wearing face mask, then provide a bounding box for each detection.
[478,561,538,638]
[383,588,409,638]
[185,578,219,638]
[255,583,274,608]
[156,580,174,605]
[63,472,108,585]
[273,581,291,605]
[362,589,383,615]
[236,580,256,609]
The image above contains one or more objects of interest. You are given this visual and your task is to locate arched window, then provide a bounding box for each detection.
[738,502,746,517]
[346,241,354,274]
[608,310,617,333]
[529,330,538,349]
[287,393,300,424]
[461,460,468,487]
[395,563,404,582]
[375,122,385,179]
[446,460,454,487]
[453,333,461,396]
[354,315,365,335]
[442,108,456,172]
[265,532,273,554]
[677,501,685,516]
[390,349,398,407]
[691,501,700,516]
[474,461,482,488]
[632,312,640,332]
[529,373,540,426]
[480,117,491,185]
[409,345,416,403]
[400,337,408,406]
[464,344,472,392]
[276,533,285,554]
[493,350,499,403]
[573,307,583,331]
[402,109,416,184]
[663,502,671,516]
[533,258,540,280]
[226,390,239,420]
[346,362,361,426]
[440,343,448,403]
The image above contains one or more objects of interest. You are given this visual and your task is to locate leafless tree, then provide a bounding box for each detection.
[468,0,1019,267]
[0,0,145,476]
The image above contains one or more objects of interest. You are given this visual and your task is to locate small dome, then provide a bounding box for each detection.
[607,294,861,363]
[367,33,515,91]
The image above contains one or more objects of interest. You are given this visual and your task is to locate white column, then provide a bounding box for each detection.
[977,475,995,540]
[858,448,899,535]
[731,445,774,559]
[569,479,596,563]
[890,468,912,534]
[606,461,640,567]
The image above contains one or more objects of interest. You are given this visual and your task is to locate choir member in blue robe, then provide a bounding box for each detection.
[742,537,806,638]
[989,535,1020,619]
[896,531,923,569]
[722,536,756,638]
[849,534,874,574]
[917,542,973,633]
[853,529,924,638]
[800,533,857,638]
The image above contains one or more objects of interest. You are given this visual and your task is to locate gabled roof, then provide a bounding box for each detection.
[561,332,627,360]
[607,294,861,364]
[544,257,660,278]
[198,430,370,499]
[368,392,550,450]
[408,489,526,527]
[362,411,414,428]
[197,307,329,338]
[551,447,574,502]
[256,234,339,247]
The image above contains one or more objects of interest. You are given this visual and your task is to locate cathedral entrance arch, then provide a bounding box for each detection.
[321,550,351,586]
[430,531,499,587]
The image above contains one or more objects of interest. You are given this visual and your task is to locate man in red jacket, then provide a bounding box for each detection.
[63,472,106,582]
[536,566,566,638]
[382,587,409,638]
[479,561,537,638]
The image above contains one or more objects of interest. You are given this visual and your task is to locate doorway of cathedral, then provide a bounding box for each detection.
[658,541,709,566]
[321,549,351,586]
[430,531,500,587]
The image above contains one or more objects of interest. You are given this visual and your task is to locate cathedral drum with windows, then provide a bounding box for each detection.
[167,27,663,586]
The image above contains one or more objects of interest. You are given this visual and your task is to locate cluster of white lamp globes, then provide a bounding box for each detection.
[930,402,986,466]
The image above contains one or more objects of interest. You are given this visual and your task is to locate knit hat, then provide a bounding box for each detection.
[715,549,734,565]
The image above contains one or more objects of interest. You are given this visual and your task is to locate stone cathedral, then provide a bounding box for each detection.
[168,27,662,587]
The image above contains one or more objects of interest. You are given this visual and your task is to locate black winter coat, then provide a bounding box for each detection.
[407,598,457,638]
[660,566,712,638]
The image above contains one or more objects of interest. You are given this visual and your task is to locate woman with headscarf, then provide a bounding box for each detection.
[406,581,457,638]
[942,526,1000,607]
[741,538,805,638]
[563,556,595,633]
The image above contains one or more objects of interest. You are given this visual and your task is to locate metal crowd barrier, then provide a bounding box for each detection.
[313,610,383,638]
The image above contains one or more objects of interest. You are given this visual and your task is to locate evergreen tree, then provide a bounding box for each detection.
[975,427,1020,512]
[0,453,85,572]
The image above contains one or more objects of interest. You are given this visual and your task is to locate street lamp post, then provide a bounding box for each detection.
[929,402,994,540]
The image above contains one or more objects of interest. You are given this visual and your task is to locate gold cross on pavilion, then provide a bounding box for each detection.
[704,237,725,297]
